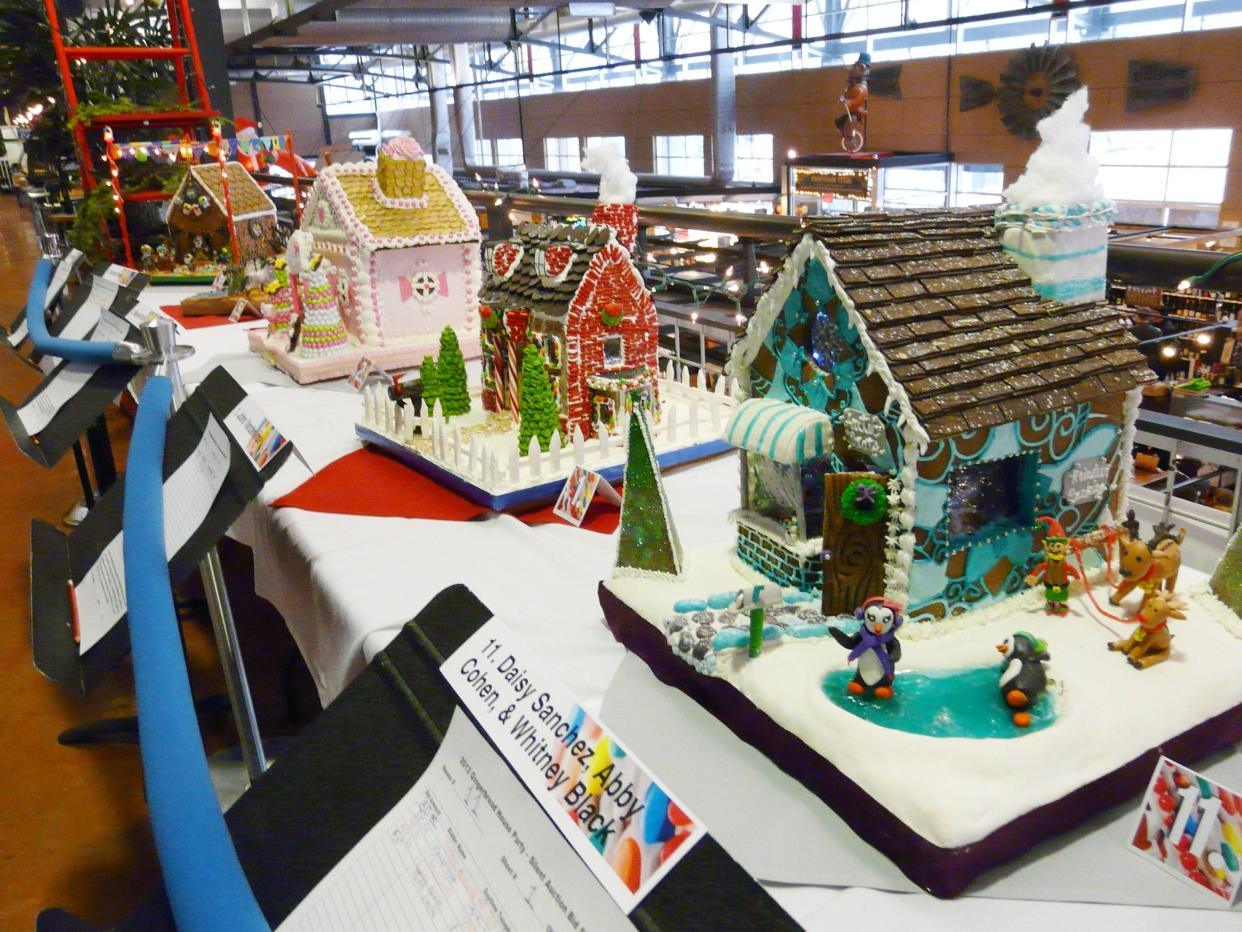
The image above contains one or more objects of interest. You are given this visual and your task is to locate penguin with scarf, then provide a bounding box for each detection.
[829,596,904,699]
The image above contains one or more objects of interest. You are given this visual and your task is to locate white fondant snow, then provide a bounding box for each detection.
[608,550,1242,851]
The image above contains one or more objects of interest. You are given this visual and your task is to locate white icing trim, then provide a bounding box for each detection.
[534,246,576,287]
[368,176,430,210]
[725,234,816,398]
[489,242,524,281]
[310,161,481,254]
[185,162,275,219]
[1115,385,1142,521]
[1188,580,1242,640]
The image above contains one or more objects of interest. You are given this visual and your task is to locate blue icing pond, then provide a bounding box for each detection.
[822,666,1056,739]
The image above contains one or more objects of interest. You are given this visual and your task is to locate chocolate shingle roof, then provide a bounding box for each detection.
[480,221,613,318]
[770,208,1153,440]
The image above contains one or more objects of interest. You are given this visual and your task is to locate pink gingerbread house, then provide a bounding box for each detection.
[250,136,481,382]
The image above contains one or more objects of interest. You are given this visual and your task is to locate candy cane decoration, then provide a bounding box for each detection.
[212,122,242,263]
[102,127,135,267]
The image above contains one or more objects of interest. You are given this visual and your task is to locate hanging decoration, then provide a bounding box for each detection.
[105,133,287,163]
[996,45,1081,139]
[840,476,888,526]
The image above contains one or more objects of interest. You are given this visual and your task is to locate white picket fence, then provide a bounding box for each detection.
[358,362,739,492]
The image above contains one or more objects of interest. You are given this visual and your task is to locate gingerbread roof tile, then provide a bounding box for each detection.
[480,221,615,319]
[185,162,274,221]
[311,159,480,251]
[734,207,1155,441]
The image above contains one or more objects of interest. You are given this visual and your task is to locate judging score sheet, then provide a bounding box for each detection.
[279,710,631,932]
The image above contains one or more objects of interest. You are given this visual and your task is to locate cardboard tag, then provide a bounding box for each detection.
[442,618,706,914]
[1127,755,1242,904]
[552,465,621,527]
[347,356,374,392]
[211,270,226,291]
[223,395,289,472]
[228,299,248,323]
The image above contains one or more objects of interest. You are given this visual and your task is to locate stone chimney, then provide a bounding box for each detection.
[590,202,639,254]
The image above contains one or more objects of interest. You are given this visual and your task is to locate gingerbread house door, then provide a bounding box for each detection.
[821,471,889,616]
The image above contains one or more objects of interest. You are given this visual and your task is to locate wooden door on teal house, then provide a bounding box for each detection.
[821,471,889,616]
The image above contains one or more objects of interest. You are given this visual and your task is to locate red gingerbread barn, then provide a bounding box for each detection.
[479,202,659,437]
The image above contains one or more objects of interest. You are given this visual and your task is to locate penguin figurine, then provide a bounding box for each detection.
[829,596,903,699]
[996,631,1050,727]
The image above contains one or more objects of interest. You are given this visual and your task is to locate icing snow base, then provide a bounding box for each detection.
[606,547,1242,851]
[247,327,480,384]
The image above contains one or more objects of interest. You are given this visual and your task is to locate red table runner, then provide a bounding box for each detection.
[160,304,259,330]
[272,447,620,533]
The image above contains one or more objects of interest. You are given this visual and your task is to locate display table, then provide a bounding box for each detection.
[155,310,1239,928]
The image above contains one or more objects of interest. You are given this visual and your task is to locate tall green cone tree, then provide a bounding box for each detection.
[517,343,558,453]
[437,326,471,417]
[420,355,439,412]
[1211,523,1242,614]
[616,404,683,577]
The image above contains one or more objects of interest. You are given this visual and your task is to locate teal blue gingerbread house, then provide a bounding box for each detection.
[724,208,1154,623]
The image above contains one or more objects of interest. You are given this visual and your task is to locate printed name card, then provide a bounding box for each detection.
[553,466,622,527]
[1128,755,1242,904]
[443,618,705,913]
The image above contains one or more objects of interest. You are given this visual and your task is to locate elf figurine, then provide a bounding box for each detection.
[1025,516,1080,616]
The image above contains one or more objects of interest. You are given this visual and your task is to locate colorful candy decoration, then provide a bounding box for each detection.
[1129,757,1242,903]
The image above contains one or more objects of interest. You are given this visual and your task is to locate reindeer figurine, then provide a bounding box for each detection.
[1108,590,1186,669]
[1109,513,1185,607]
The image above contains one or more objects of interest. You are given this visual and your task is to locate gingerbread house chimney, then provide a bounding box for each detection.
[590,202,639,254]
[583,141,639,254]
[376,136,427,200]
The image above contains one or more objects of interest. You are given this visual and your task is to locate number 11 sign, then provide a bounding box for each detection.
[1128,756,1242,904]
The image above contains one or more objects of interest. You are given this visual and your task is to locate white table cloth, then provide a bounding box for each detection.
[161,312,1239,929]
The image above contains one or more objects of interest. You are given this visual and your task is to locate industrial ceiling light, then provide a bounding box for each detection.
[1161,344,1177,358]
[569,2,616,15]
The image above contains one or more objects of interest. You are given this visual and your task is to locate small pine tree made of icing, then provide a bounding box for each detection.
[437,326,471,417]
[420,355,439,413]
[616,404,683,577]
[517,342,558,454]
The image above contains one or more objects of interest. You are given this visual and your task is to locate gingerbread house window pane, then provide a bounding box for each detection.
[603,335,624,367]
[946,455,1035,544]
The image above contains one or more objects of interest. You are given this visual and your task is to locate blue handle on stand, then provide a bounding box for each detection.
[123,375,269,932]
[25,258,121,364]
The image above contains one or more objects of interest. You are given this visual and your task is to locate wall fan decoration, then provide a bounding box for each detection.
[996,45,1080,138]
[1126,60,1196,111]
[958,76,996,112]
[869,64,902,99]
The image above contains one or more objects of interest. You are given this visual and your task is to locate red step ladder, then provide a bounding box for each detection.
[42,0,218,263]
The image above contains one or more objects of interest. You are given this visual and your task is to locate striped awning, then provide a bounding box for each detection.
[723,398,834,465]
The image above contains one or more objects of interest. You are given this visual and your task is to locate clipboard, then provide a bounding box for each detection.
[29,367,294,694]
[115,585,799,930]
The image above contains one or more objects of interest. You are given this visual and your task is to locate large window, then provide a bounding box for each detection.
[471,139,494,166]
[735,133,775,183]
[494,138,525,168]
[952,163,1005,206]
[1091,128,1232,223]
[544,137,581,172]
[585,136,626,157]
[654,135,705,177]
[882,165,950,209]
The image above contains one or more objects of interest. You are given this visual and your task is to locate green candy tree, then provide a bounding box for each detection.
[616,404,683,578]
[437,326,471,417]
[420,355,439,413]
[517,343,558,453]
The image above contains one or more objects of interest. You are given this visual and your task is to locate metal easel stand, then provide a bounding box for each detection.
[137,317,268,783]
